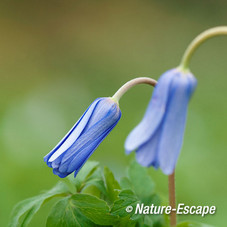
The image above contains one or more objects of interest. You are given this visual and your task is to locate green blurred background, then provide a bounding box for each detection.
[0,0,227,226]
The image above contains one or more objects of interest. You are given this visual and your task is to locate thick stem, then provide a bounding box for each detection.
[112,77,157,102]
[168,171,176,226]
[180,26,227,70]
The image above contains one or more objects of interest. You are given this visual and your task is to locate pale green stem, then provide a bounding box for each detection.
[112,77,157,102]
[180,26,227,71]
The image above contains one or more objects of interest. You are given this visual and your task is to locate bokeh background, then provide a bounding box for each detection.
[0,0,227,226]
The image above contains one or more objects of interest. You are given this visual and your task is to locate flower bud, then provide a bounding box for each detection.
[44,97,121,178]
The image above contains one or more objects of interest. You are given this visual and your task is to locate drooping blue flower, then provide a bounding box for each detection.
[44,97,121,178]
[125,68,197,175]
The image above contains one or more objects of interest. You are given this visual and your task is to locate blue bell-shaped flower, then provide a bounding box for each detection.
[125,68,197,175]
[44,97,121,178]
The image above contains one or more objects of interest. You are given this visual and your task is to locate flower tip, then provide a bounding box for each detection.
[125,147,133,155]
[162,166,175,176]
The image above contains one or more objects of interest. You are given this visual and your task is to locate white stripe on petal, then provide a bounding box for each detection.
[48,99,100,162]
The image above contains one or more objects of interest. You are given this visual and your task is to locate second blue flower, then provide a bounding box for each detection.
[125,68,197,175]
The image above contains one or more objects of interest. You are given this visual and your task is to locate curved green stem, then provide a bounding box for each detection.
[180,26,227,71]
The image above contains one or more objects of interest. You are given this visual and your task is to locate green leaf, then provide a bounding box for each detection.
[68,161,99,192]
[111,190,139,218]
[46,197,99,227]
[142,211,165,227]
[177,221,215,227]
[82,185,102,198]
[112,186,164,226]
[120,177,133,190]
[113,216,137,227]
[128,161,155,201]
[83,167,107,196]
[9,182,70,227]
[70,193,118,225]
[141,193,162,210]
[104,166,121,203]
[143,215,154,227]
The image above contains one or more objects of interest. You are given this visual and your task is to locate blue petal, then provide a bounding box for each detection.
[60,99,120,161]
[135,127,162,168]
[56,114,120,177]
[55,100,121,176]
[85,98,120,129]
[52,169,69,178]
[125,69,178,153]
[44,98,102,164]
[158,72,197,175]
[70,119,120,177]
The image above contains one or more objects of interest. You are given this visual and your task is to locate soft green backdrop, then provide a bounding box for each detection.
[0,1,226,226]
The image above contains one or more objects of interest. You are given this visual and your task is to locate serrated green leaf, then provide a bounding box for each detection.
[177,221,215,227]
[128,161,155,201]
[9,181,70,227]
[46,197,99,227]
[111,190,139,218]
[104,166,121,203]
[71,193,118,225]
[117,189,137,200]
